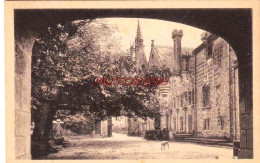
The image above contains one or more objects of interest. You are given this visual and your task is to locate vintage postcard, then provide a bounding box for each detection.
[5,0,260,162]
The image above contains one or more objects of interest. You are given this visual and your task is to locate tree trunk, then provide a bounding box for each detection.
[31,103,50,141]
[31,113,42,141]
[43,108,56,140]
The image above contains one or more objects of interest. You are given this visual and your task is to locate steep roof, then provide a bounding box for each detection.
[136,48,147,67]
[154,46,173,71]
[148,45,193,71]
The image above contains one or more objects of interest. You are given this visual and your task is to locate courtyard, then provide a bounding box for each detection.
[44,133,233,159]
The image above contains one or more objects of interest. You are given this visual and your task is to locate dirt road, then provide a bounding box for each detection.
[45,133,233,159]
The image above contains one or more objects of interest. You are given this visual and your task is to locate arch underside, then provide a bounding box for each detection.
[14,9,253,159]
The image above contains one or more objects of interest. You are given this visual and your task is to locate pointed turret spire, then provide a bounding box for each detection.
[135,20,144,50]
[136,20,142,39]
[133,20,147,72]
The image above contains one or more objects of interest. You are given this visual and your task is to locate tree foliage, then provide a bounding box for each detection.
[31,19,170,139]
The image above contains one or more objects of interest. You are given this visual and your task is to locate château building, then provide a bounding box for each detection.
[128,21,240,141]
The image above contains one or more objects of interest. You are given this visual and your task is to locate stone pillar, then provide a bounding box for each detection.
[234,64,240,140]
[172,29,183,74]
[15,35,35,159]
[238,59,253,158]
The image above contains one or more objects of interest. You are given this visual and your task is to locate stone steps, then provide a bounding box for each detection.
[174,133,193,138]
[174,137,233,147]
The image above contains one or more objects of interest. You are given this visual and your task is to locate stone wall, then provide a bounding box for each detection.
[170,73,194,133]
[15,35,35,159]
[194,37,239,139]
[238,61,253,158]
[165,36,240,140]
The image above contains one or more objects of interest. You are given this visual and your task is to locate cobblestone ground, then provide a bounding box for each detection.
[45,133,233,159]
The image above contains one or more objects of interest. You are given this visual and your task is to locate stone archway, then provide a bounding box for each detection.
[14,9,252,159]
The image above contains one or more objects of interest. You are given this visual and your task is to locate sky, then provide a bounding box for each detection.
[104,18,205,60]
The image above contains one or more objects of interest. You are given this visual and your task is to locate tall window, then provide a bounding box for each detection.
[184,92,187,106]
[173,117,176,130]
[204,119,210,130]
[178,96,180,108]
[173,97,176,108]
[176,96,179,108]
[216,84,221,107]
[188,91,192,105]
[202,85,210,107]
[192,89,195,104]
[219,117,224,130]
[181,95,183,107]
[180,116,184,131]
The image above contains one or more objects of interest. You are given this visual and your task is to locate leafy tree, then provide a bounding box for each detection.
[31,19,170,141]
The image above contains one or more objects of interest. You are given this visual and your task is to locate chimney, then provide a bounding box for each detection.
[151,40,155,47]
[201,32,212,42]
[172,29,183,75]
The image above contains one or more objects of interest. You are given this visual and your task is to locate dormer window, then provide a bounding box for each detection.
[201,32,213,60]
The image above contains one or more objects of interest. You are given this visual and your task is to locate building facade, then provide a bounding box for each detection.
[148,29,194,134]
[128,22,239,141]
[192,32,239,140]
[147,29,239,140]
[168,31,239,140]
